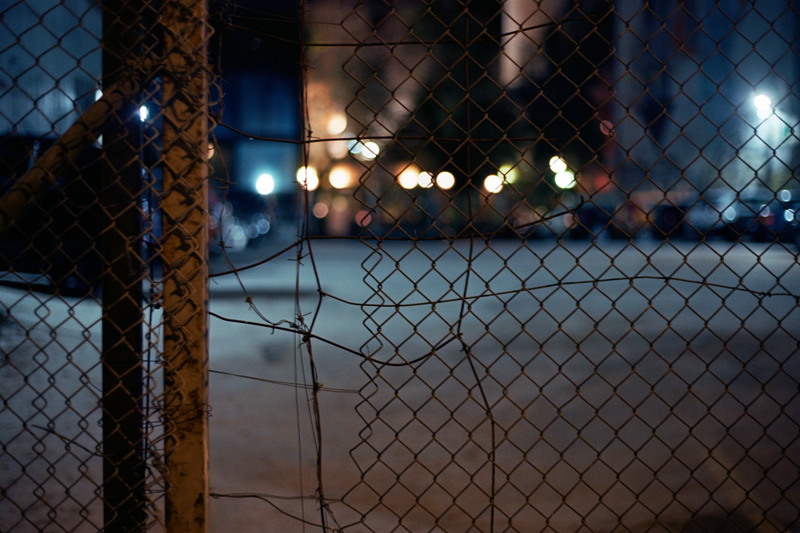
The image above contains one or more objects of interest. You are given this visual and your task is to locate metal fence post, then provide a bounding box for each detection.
[101,1,146,530]
[160,0,210,530]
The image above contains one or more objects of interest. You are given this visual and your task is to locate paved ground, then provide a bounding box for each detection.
[206,237,800,532]
[1,236,798,531]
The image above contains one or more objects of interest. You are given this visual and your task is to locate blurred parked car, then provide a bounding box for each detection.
[566,197,647,240]
[750,193,799,244]
[650,189,781,242]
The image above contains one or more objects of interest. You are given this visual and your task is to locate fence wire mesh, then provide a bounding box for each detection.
[289,1,800,531]
[0,0,212,530]
[2,0,800,532]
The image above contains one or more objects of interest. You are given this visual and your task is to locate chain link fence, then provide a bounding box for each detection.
[295,0,800,531]
[2,0,799,532]
[0,0,211,530]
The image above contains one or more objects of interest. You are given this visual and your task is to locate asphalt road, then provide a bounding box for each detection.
[1,236,797,531]
[207,237,800,532]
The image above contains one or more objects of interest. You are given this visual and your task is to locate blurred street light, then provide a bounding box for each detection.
[398,167,419,189]
[297,166,320,190]
[498,164,518,183]
[327,113,347,135]
[754,94,772,120]
[256,173,275,195]
[484,174,503,193]
[436,171,455,190]
[418,171,434,188]
[549,156,567,174]
[329,164,355,189]
[555,170,576,189]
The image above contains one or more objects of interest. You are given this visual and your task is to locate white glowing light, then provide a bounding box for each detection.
[554,170,576,189]
[348,140,362,154]
[296,166,319,190]
[362,141,380,160]
[329,165,354,189]
[436,171,455,190]
[139,105,149,122]
[418,172,434,188]
[755,94,772,120]
[398,168,419,189]
[549,156,567,174]
[484,174,504,194]
[327,114,347,135]
[754,94,771,110]
[256,173,275,195]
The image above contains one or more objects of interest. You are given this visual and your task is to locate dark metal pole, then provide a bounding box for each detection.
[101,1,146,530]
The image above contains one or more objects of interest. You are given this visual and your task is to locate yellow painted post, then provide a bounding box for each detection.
[160,0,210,530]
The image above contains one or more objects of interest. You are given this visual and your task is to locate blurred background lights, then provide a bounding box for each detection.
[326,113,347,135]
[312,201,329,218]
[348,140,380,160]
[296,166,319,190]
[329,164,354,189]
[754,94,772,119]
[498,164,518,183]
[139,105,149,122]
[327,140,349,159]
[418,171,434,188]
[255,173,275,195]
[356,209,372,227]
[549,156,567,174]
[436,171,455,189]
[555,170,576,189]
[484,174,503,193]
[398,168,419,189]
[331,196,348,211]
[207,142,215,160]
[361,141,380,160]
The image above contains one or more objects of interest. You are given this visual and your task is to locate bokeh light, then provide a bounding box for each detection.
[255,173,275,195]
[312,202,329,218]
[549,156,567,174]
[329,165,355,189]
[554,170,576,189]
[484,174,503,193]
[498,165,518,183]
[362,141,380,160]
[418,171,434,188]
[327,113,347,135]
[399,167,419,189]
[296,166,319,190]
[436,171,455,189]
[754,94,772,119]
